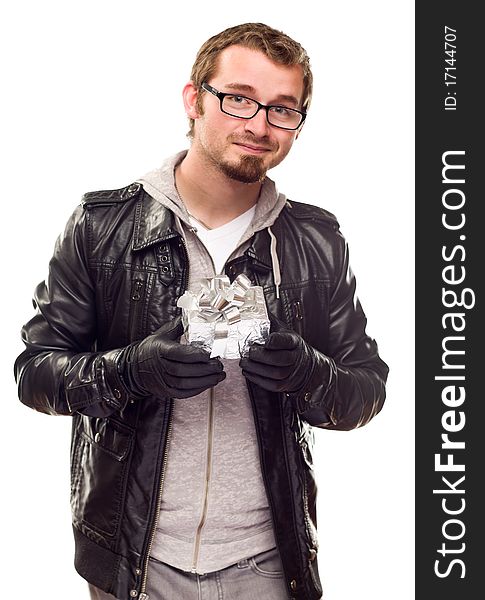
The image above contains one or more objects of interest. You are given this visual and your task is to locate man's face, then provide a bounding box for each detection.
[192,45,305,184]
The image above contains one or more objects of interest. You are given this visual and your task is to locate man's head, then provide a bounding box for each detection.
[183,23,313,183]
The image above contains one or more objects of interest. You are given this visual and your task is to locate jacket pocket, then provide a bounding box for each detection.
[290,298,304,335]
[281,280,329,352]
[70,415,134,537]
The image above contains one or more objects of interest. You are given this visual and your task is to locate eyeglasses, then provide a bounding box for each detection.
[201,82,306,131]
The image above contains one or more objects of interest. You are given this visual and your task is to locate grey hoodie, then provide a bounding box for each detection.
[137,151,288,574]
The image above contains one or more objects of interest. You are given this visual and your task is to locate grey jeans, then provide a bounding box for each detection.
[88,547,290,600]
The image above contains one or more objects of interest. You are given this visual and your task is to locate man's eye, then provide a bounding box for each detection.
[271,106,290,116]
[228,95,247,104]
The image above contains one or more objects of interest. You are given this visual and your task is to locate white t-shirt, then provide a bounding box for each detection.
[188,205,256,275]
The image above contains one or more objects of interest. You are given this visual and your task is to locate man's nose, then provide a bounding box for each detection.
[243,107,271,137]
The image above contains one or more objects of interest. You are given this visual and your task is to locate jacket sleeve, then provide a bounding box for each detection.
[14,205,130,417]
[291,236,389,431]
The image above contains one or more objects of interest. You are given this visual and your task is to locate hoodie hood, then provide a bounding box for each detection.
[137,150,287,297]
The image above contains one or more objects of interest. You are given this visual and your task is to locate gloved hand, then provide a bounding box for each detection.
[239,316,332,402]
[118,316,226,399]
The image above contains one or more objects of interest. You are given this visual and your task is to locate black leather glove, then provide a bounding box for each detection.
[118,316,226,399]
[239,317,333,409]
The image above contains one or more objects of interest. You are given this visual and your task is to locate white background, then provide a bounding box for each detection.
[0,1,414,598]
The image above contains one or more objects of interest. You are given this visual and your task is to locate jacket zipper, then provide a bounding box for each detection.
[138,400,174,600]
[296,423,318,553]
[301,466,322,594]
[244,380,288,585]
[191,385,215,572]
[301,467,318,551]
[138,235,189,600]
[186,230,219,571]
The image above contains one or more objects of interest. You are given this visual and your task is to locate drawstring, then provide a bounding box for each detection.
[268,226,281,300]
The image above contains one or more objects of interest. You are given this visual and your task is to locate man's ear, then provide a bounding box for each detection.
[182,81,200,120]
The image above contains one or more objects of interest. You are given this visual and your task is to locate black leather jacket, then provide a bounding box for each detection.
[15,182,388,600]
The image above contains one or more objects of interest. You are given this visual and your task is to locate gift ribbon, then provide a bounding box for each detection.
[177,273,260,336]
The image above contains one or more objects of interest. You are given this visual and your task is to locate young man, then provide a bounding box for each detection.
[15,23,388,600]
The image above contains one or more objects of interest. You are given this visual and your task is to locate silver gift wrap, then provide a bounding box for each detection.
[176,274,270,359]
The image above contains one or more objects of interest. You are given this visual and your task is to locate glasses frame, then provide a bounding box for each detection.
[201,82,306,131]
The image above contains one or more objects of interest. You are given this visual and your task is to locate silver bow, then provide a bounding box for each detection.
[177,274,270,358]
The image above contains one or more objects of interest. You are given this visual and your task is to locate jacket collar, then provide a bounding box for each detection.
[131,187,287,278]
[131,191,181,251]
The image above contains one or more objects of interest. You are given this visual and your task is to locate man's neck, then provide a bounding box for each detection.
[174,146,261,230]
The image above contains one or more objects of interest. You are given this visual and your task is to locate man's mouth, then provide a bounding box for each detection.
[233,142,273,154]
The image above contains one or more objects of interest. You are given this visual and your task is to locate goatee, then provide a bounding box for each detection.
[218,154,267,184]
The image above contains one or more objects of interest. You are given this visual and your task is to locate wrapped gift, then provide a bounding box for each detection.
[176,274,270,359]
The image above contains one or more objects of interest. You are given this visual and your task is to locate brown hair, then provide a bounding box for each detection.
[187,22,313,137]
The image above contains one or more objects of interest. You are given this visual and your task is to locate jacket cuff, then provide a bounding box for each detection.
[65,349,130,414]
[291,353,336,414]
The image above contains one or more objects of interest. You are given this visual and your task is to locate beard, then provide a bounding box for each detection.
[198,131,280,184]
[218,153,267,184]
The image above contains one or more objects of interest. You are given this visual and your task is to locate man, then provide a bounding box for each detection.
[15,22,388,600]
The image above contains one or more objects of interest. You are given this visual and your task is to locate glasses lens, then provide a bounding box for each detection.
[222,95,259,117]
[267,107,303,129]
